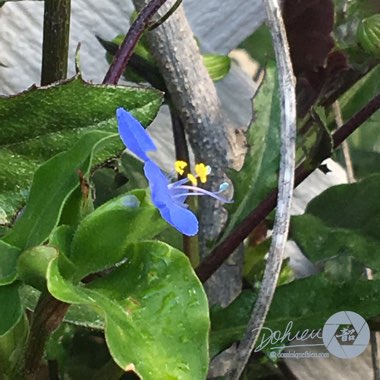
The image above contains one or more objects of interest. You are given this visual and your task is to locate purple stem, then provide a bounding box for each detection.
[103,0,169,85]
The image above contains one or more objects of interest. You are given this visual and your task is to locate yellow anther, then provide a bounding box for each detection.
[195,163,208,183]
[174,160,188,175]
[187,173,198,186]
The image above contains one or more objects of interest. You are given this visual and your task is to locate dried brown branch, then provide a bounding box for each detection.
[132,0,245,303]
[228,0,297,377]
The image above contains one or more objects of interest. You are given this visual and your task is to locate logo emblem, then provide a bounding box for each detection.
[322,311,370,358]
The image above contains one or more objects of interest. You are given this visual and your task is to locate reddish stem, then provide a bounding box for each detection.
[103,0,169,85]
[196,93,380,282]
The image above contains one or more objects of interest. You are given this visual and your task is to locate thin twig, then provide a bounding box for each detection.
[102,0,169,85]
[148,0,182,30]
[228,1,296,378]
[365,269,380,380]
[196,93,380,283]
[332,101,355,183]
[371,332,380,380]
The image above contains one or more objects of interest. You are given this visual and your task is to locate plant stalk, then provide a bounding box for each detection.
[102,0,170,85]
[41,0,71,86]
[23,294,70,379]
[23,1,72,377]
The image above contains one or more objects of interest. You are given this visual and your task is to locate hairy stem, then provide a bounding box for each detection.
[41,0,71,86]
[23,294,70,379]
[102,0,169,85]
[228,0,296,377]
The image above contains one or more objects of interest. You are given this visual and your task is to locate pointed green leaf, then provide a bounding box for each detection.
[210,274,380,354]
[0,240,21,285]
[221,63,280,240]
[47,241,209,380]
[3,131,115,250]
[0,313,28,379]
[330,66,380,177]
[330,65,380,125]
[291,175,380,268]
[210,290,256,358]
[239,25,275,66]
[0,76,163,217]
[0,283,27,378]
[65,190,166,281]
[267,274,380,333]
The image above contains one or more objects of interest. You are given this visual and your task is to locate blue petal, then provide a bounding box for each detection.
[159,204,199,236]
[116,107,157,162]
[144,160,198,236]
[143,160,171,207]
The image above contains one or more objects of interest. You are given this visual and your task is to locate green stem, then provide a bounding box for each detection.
[41,0,71,86]
[22,1,72,378]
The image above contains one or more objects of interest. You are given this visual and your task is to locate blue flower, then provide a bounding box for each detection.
[144,160,199,236]
[116,107,232,236]
[116,107,157,162]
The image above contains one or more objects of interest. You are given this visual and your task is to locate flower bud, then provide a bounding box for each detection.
[357,14,380,59]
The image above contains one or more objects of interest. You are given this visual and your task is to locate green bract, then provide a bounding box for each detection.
[357,14,380,58]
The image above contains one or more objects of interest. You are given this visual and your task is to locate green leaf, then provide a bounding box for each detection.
[17,246,58,291]
[90,151,148,208]
[239,25,275,66]
[20,284,105,330]
[331,66,380,177]
[267,274,380,333]
[297,107,333,168]
[221,63,280,240]
[332,65,380,125]
[120,151,148,190]
[203,54,231,81]
[47,241,209,380]
[291,175,380,268]
[0,240,21,285]
[210,274,380,355]
[0,283,27,378]
[210,290,256,358]
[0,76,163,217]
[2,131,115,250]
[65,190,167,282]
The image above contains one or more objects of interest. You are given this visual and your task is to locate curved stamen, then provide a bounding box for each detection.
[172,192,233,203]
[168,177,190,188]
[171,183,232,203]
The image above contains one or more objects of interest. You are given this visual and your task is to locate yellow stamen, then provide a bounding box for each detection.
[174,160,188,175]
[195,163,208,183]
[187,173,198,186]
